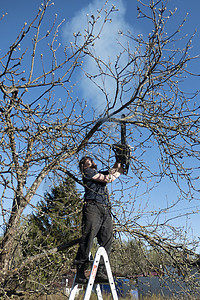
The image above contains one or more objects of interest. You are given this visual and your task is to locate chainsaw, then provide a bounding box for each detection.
[112,114,131,175]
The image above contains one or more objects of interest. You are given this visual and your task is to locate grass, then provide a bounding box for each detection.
[25,292,187,299]
[7,290,199,299]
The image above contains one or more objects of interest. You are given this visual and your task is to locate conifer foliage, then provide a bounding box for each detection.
[21,177,82,289]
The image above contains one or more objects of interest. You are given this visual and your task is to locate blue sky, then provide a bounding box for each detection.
[2,0,199,106]
[1,0,200,249]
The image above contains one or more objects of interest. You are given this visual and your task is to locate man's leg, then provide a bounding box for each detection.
[97,205,113,256]
[95,204,113,283]
[74,202,102,283]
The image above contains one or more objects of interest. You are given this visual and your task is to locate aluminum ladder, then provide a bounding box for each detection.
[68,246,118,300]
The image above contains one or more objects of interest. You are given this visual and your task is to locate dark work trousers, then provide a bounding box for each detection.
[75,201,113,266]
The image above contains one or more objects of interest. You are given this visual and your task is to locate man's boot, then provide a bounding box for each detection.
[75,264,88,284]
[95,264,109,284]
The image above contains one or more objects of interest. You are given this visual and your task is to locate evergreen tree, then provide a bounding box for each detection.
[21,177,82,290]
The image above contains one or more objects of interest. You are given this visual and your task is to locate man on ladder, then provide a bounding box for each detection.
[74,155,125,284]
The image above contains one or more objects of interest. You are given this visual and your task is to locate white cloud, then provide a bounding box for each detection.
[63,0,135,111]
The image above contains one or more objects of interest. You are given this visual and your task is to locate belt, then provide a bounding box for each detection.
[86,199,96,204]
[85,200,109,207]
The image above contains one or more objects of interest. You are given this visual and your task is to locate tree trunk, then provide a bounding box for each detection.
[0,200,24,272]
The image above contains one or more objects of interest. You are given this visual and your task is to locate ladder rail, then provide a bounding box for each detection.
[94,284,103,300]
[68,275,79,300]
[68,246,119,300]
[83,248,101,300]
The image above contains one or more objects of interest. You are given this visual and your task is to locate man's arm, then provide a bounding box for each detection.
[92,162,124,183]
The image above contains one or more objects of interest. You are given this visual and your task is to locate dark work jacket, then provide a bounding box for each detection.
[83,167,109,204]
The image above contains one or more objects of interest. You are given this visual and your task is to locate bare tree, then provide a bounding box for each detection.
[0,0,115,277]
[0,0,200,296]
